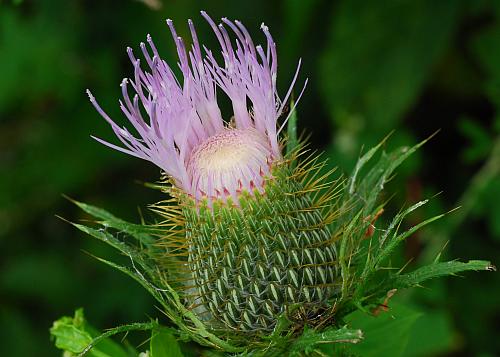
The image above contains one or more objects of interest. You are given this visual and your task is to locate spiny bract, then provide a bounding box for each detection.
[154,154,342,334]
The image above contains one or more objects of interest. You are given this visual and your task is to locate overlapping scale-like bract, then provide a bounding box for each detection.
[183,164,339,332]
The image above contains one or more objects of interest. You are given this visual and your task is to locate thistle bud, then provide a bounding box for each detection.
[183,156,338,332]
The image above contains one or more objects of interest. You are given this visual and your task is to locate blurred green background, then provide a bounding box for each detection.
[0,0,499,356]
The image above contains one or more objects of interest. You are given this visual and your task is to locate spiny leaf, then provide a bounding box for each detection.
[357,133,436,216]
[391,260,495,289]
[89,255,242,353]
[90,254,170,313]
[68,197,156,245]
[347,134,391,195]
[77,321,158,357]
[339,210,364,300]
[355,209,446,301]
[290,325,363,355]
[70,221,155,276]
[375,212,446,267]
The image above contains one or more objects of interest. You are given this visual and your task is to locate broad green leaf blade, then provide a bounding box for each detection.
[403,310,455,357]
[150,328,184,357]
[290,325,363,354]
[392,260,495,289]
[346,303,421,357]
[50,308,130,357]
[50,310,93,354]
[320,1,459,134]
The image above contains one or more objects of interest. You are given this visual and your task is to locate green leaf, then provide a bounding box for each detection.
[50,309,93,354]
[89,255,168,311]
[290,325,363,355]
[86,253,243,353]
[150,328,184,357]
[267,308,296,342]
[342,134,432,231]
[320,0,459,135]
[72,222,155,276]
[346,303,422,357]
[374,208,445,270]
[354,201,441,300]
[391,260,495,290]
[77,321,157,357]
[402,310,455,357]
[471,21,500,106]
[70,198,156,246]
[347,134,389,197]
[50,308,131,357]
[356,136,433,217]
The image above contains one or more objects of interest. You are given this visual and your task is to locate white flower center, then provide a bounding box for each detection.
[186,128,273,199]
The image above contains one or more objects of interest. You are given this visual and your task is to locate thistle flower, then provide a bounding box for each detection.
[51,11,493,356]
[87,11,305,202]
[86,12,340,335]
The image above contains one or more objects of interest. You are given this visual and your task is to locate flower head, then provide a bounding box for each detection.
[87,11,305,201]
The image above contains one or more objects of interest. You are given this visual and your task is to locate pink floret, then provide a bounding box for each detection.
[88,12,306,198]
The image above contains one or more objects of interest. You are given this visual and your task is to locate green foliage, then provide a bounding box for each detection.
[51,309,93,354]
[346,304,421,357]
[331,137,493,321]
[403,309,455,357]
[61,201,245,353]
[290,326,363,355]
[458,117,494,163]
[320,0,459,155]
[52,137,492,356]
[69,198,157,246]
[150,329,184,357]
[389,260,495,289]
[3,1,500,356]
[51,308,186,357]
[50,308,132,357]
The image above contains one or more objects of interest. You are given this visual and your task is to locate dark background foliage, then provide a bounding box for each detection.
[0,0,498,356]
